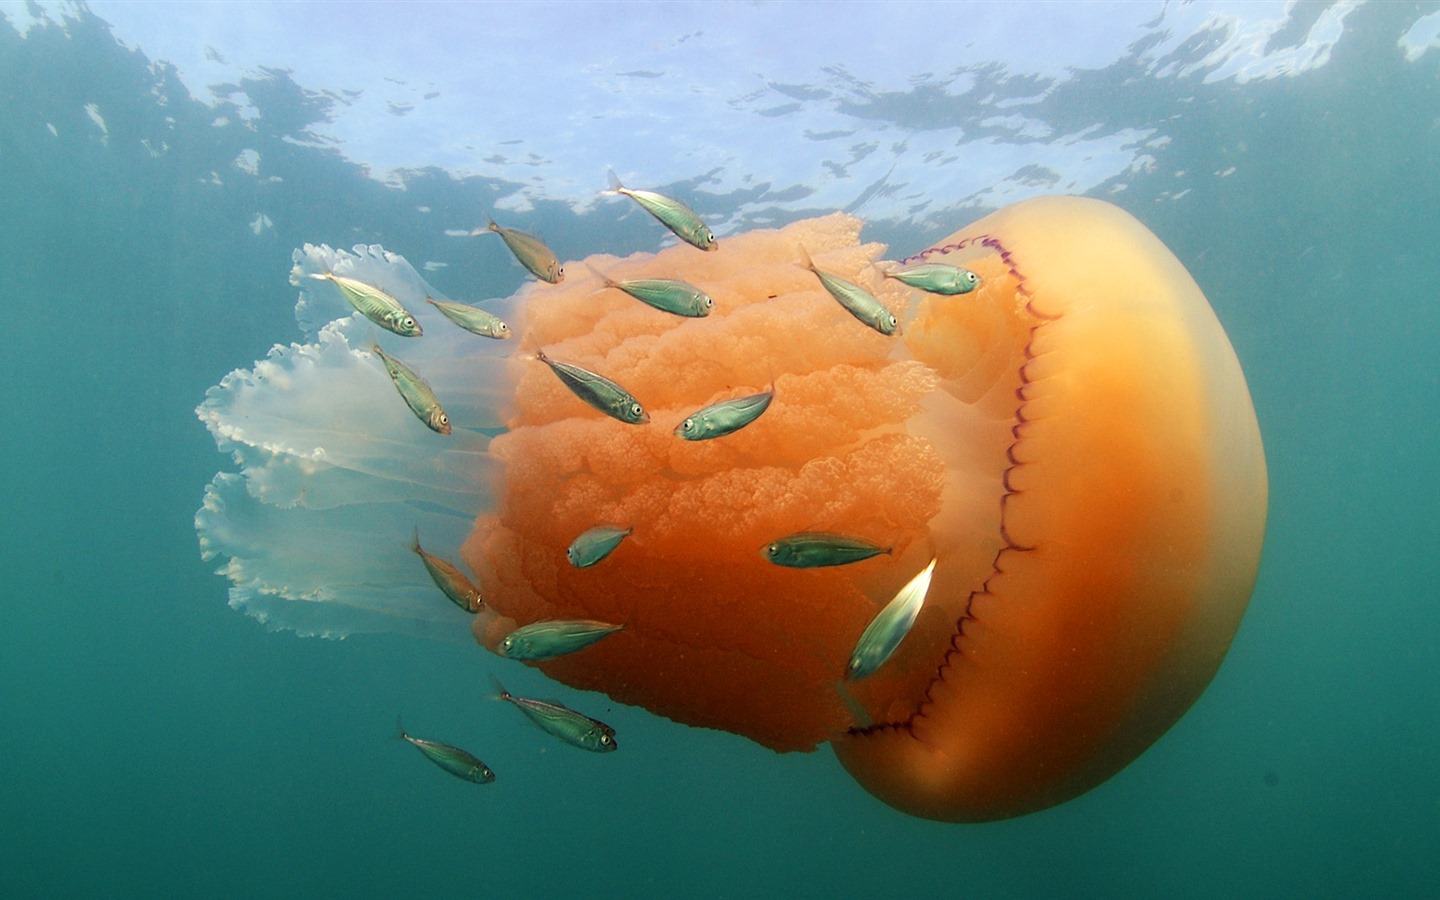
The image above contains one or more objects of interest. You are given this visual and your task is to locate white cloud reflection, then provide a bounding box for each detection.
[5,0,1373,222]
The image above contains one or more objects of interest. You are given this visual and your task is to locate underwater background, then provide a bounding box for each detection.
[1,1,1436,896]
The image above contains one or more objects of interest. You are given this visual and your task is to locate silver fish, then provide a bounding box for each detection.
[536,349,648,425]
[310,272,422,336]
[675,387,773,441]
[411,528,483,613]
[605,171,717,252]
[847,558,937,679]
[566,525,631,568]
[883,263,981,295]
[500,620,624,661]
[586,263,713,318]
[490,676,617,753]
[762,532,891,568]
[484,217,563,284]
[425,296,511,339]
[396,717,495,783]
[798,246,897,335]
[370,344,451,434]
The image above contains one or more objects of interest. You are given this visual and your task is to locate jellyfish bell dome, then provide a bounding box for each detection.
[197,196,1266,821]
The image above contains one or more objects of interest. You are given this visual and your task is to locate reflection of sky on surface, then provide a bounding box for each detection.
[7,0,1428,223]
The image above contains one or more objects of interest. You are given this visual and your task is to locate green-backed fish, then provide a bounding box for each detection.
[566,525,631,568]
[370,344,451,434]
[585,262,713,318]
[535,349,648,425]
[411,528,483,613]
[798,246,898,336]
[309,272,422,336]
[675,387,773,441]
[500,620,624,661]
[762,532,891,568]
[883,262,982,295]
[396,717,496,783]
[483,216,563,284]
[605,171,717,252]
[490,675,617,753]
[847,558,937,680]
[425,296,511,339]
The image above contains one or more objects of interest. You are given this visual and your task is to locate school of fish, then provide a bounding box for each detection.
[301,174,982,784]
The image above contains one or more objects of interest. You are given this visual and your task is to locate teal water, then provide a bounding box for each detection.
[2,2,1437,896]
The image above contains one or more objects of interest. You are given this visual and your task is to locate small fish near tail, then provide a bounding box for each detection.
[395,715,496,784]
[483,215,564,284]
[489,674,618,753]
[410,527,484,613]
[604,170,718,252]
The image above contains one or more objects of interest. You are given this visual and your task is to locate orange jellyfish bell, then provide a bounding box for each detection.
[463,196,1267,822]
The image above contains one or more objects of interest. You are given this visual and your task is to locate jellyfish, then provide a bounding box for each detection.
[197,196,1267,821]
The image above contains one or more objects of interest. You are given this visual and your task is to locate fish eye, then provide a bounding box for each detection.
[403,316,416,329]
[600,734,613,746]
[501,636,513,652]
[630,403,644,417]
[765,543,780,558]
[703,296,714,308]
[682,418,695,432]
[887,314,898,328]
[439,413,450,425]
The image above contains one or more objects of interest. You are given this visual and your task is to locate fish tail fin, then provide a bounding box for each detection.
[424,296,439,308]
[487,673,510,701]
[835,681,874,729]
[584,261,618,291]
[604,169,625,195]
[394,715,408,741]
[796,243,816,274]
[409,526,421,554]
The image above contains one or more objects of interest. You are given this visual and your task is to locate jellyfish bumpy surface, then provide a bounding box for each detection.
[197,196,1267,822]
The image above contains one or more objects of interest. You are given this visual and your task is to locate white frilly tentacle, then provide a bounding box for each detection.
[196,243,518,639]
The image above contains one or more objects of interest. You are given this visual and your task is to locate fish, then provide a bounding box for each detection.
[396,717,496,783]
[585,262,713,318]
[674,387,773,441]
[762,532,892,568]
[490,675,617,752]
[566,525,632,568]
[309,272,422,336]
[484,216,563,283]
[425,296,511,339]
[535,349,648,425]
[847,558,938,679]
[883,262,982,295]
[369,344,451,434]
[605,171,717,252]
[500,619,624,661]
[797,245,898,336]
[411,528,483,613]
